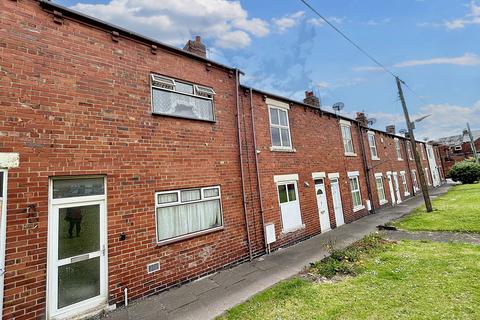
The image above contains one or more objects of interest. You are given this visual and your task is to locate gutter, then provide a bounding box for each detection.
[357,125,375,214]
[235,70,253,261]
[248,88,267,254]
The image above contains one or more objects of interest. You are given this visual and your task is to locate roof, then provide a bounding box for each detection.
[38,0,238,73]
[435,130,480,147]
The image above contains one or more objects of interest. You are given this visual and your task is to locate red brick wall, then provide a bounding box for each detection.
[0,1,250,318]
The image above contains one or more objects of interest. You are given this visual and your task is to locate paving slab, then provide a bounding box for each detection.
[100,184,451,320]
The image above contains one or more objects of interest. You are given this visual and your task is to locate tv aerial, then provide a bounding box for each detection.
[367,118,377,126]
[332,102,344,114]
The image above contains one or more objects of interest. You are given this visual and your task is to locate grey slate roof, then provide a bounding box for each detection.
[435,130,480,146]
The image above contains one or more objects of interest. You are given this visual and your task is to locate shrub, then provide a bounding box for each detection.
[448,160,480,184]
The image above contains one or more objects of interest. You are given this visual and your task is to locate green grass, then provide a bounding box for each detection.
[219,240,480,320]
[394,183,480,233]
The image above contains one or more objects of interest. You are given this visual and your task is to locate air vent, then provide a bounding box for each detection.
[147,261,160,274]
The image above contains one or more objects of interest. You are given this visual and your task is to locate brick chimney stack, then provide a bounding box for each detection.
[303,91,320,108]
[183,36,206,58]
[386,125,396,135]
[355,112,369,127]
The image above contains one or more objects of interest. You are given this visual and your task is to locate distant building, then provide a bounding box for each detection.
[435,130,480,175]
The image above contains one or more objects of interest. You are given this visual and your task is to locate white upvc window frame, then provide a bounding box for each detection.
[400,171,410,196]
[374,173,388,205]
[348,171,364,212]
[268,102,293,151]
[340,120,356,156]
[367,131,379,160]
[406,141,414,160]
[394,138,403,160]
[154,186,224,245]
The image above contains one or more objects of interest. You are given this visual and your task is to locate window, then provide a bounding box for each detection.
[53,177,105,199]
[412,170,419,191]
[406,141,413,160]
[341,121,355,155]
[368,132,379,160]
[454,145,462,151]
[375,174,387,205]
[155,186,223,243]
[395,138,402,160]
[400,171,409,196]
[150,74,216,122]
[348,173,363,211]
[269,106,292,149]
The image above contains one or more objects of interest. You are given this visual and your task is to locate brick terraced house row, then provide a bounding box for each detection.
[0,1,444,319]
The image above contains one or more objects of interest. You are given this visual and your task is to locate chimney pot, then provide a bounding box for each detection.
[303,91,320,108]
[183,35,206,58]
[355,112,369,127]
[386,125,396,135]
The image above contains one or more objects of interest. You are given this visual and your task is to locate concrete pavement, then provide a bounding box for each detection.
[101,184,451,320]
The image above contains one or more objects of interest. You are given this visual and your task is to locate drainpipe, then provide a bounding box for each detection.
[249,88,267,254]
[357,124,375,214]
[235,69,253,261]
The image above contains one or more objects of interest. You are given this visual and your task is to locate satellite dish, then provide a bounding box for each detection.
[332,102,345,112]
[399,129,408,134]
[367,118,377,125]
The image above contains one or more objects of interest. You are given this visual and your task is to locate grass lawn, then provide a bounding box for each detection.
[219,239,480,320]
[394,183,480,233]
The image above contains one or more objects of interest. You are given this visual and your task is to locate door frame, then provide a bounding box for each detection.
[386,172,395,206]
[276,180,303,233]
[392,172,402,204]
[314,178,331,232]
[47,176,108,320]
[0,169,8,320]
[329,174,345,227]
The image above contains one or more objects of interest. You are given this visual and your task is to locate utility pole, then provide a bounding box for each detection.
[396,77,433,212]
[466,122,479,164]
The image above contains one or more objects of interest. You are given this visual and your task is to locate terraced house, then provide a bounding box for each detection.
[0,1,444,319]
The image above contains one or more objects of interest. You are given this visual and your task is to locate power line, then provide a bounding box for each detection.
[298,0,429,106]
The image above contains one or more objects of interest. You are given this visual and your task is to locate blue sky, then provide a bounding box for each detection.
[56,0,480,140]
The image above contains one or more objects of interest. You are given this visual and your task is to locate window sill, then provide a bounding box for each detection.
[353,205,365,212]
[156,226,224,246]
[372,157,380,161]
[345,152,357,157]
[281,224,305,235]
[404,192,410,197]
[379,199,388,205]
[270,147,296,153]
[397,158,403,161]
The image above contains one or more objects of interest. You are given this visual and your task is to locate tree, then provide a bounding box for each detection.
[448,159,480,184]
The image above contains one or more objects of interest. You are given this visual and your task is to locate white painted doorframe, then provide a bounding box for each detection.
[386,172,395,206]
[314,179,331,232]
[0,169,8,320]
[392,172,402,204]
[47,179,108,320]
[329,177,345,227]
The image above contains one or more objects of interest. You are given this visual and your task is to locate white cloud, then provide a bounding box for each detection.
[272,11,305,32]
[316,78,366,89]
[70,0,269,49]
[444,1,480,29]
[354,53,480,72]
[365,17,391,26]
[369,101,480,140]
[307,16,344,26]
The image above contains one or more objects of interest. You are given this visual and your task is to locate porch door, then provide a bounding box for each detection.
[387,173,395,206]
[48,177,107,319]
[0,170,7,319]
[277,181,302,232]
[314,179,331,232]
[393,173,402,204]
[330,178,345,227]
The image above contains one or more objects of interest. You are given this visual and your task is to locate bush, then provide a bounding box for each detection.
[448,160,480,184]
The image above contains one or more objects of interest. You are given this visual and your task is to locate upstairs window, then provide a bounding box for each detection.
[367,132,379,160]
[150,74,216,122]
[269,106,292,149]
[395,138,403,160]
[341,120,355,155]
[406,141,413,160]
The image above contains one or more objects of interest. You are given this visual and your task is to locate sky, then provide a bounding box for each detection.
[55,0,480,140]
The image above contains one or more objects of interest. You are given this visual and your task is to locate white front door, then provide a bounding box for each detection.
[314,179,331,232]
[393,173,402,204]
[48,177,108,319]
[330,178,345,227]
[277,181,302,232]
[0,170,7,319]
[387,173,395,206]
